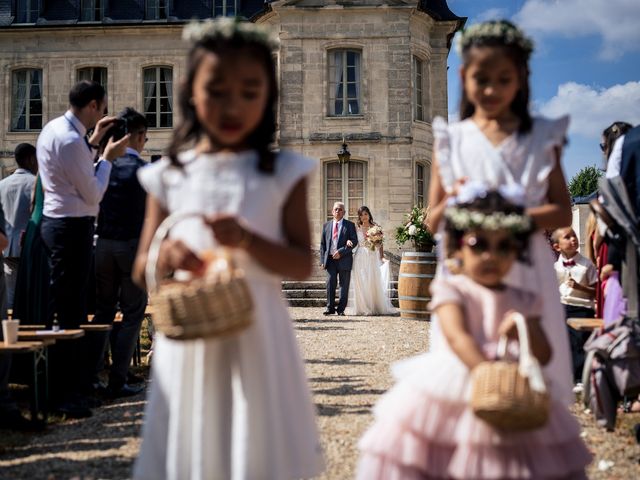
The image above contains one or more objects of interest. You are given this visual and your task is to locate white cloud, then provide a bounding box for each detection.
[514,0,640,60]
[537,81,640,138]
[475,8,509,23]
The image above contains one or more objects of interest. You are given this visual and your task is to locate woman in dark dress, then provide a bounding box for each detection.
[13,176,50,325]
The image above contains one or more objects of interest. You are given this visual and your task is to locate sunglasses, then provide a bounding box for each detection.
[463,235,516,256]
[599,142,606,152]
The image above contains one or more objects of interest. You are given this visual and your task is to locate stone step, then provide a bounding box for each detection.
[282,280,399,290]
[286,298,400,308]
[283,288,398,299]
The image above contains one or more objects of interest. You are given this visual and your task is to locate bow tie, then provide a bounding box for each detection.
[563,260,576,267]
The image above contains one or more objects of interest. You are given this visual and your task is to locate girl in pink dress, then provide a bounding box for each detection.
[357,189,592,479]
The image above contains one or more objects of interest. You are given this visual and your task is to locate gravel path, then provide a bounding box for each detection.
[0,307,638,479]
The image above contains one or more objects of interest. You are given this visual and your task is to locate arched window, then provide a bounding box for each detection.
[11,68,42,131]
[77,67,108,92]
[143,66,173,128]
[324,160,367,220]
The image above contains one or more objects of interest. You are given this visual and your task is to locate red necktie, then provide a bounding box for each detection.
[563,260,575,267]
[333,222,339,240]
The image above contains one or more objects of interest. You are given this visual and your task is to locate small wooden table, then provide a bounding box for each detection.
[567,318,604,331]
[1,341,51,423]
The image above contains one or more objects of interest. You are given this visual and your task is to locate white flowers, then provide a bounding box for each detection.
[182,18,280,50]
[456,19,534,58]
[444,208,532,233]
[408,225,417,236]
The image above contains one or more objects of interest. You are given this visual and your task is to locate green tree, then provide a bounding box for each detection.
[568,165,603,198]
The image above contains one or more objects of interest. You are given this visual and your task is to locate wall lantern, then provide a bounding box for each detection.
[337,139,351,164]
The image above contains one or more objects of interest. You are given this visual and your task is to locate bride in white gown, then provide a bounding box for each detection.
[345,206,396,315]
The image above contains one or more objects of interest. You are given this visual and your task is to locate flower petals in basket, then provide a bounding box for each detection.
[470,313,550,431]
[145,213,254,341]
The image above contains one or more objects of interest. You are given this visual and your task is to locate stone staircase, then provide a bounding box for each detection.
[281,280,400,307]
[281,249,401,307]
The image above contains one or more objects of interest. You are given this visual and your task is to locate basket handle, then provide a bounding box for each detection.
[145,212,206,293]
[496,312,547,394]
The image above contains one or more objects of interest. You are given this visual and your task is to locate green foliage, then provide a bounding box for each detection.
[568,165,603,198]
[395,206,435,252]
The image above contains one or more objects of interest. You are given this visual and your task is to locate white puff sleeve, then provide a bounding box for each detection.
[432,116,456,193]
[275,151,318,198]
[137,157,172,209]
[538,115,570,183]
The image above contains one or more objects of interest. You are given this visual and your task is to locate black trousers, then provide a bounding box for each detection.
[41,216,95,328]
[41,216,95,400]
[564,304,595,382]
[325,257,351,313]
[94,238,147,388]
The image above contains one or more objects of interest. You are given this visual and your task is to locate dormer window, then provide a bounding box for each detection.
[146,0,168,20]
[80,0,104,22]
[15,0,40,23]
[214,0,237,17]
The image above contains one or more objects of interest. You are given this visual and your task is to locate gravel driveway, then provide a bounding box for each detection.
[0,307,638,479]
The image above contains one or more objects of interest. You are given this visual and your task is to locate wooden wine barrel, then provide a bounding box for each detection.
[398,251,436,320]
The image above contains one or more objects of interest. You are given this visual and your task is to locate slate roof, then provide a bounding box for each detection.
[0,0,267,27]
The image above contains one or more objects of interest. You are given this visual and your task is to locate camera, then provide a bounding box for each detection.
[99,118,128,150]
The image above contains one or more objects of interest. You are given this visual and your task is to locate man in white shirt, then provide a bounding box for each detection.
[37,80,128,417]
[0,143,37,309]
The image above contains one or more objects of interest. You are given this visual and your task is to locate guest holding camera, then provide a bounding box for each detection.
[36,80,129,417]
[93,107,148,398]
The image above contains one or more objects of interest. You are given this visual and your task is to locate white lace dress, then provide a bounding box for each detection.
[345,227,396,316]
[133,149,324,480]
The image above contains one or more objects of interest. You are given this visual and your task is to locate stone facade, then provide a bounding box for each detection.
[258,1,462,248]
[0,0,464,251]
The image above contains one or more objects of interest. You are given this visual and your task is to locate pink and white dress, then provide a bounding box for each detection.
[357,275,592,479]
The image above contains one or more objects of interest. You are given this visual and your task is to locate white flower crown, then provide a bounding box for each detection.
[444,208,532,234]
[182,17,280,50]
[456,20,534,58]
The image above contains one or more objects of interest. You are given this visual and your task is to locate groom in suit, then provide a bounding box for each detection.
[320,201,358,315]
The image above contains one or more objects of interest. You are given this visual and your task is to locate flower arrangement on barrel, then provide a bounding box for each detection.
[395,206,435,252]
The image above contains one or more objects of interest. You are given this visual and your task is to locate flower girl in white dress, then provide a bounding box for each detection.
[346,206,396,315]
[131,19,323,480]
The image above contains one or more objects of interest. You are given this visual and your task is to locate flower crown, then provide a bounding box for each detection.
[444,182,533,234]
[444,208,533,234]
[456,20,534,58]
[182,17,280,50]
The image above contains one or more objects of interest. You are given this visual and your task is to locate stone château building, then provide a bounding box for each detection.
[0,0,464,249]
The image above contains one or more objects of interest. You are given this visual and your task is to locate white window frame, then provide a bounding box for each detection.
[11,68,43,131]
[415,162,428,207]
[80,0,104,21]
[143,66,173,128]
[76,67,108,92]
[213,0,237,17]
[146,0,168,20]
[324,160,368,220]
[15,0,40,23]
[413,56,425,121]
[328,49,362,117]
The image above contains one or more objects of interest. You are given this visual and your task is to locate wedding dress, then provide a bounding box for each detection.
[346,227,396,315]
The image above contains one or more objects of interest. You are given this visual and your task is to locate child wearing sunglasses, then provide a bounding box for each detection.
[356,190,591,480]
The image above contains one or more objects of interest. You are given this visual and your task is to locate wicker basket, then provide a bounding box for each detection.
[145,213,254,341]
[470,313,550,431]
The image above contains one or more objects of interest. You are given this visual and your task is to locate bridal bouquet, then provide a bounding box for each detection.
[366,225,384,251]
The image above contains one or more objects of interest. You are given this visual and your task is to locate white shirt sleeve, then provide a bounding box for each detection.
[59,139,112,205]
[605,135,625,178]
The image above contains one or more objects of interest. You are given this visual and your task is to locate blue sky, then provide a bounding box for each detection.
[445,0,640,180]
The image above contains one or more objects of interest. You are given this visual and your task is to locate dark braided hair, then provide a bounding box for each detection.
[167,26,278,174]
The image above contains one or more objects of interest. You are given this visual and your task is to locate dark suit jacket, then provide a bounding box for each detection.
[620,125,640,216]
[320,218,358,270]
